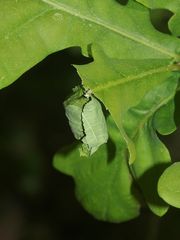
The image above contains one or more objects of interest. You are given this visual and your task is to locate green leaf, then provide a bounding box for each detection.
[1,0,180,221]
[76,45,180,164]
[53,116,140,223]
[158,162,180,208]
[136,0,180,36]
[1,1,180,154]
[123,77,178,216]
[0,0,179,89]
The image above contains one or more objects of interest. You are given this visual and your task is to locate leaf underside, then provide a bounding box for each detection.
[0,0,180,222]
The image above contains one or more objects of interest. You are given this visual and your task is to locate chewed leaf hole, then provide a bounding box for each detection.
[150,9,174,35]
[116,0,128,6]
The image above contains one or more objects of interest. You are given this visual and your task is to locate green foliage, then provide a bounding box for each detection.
[158,162,180,208]
[0,0,180,222]
[124,78,178,216]
[53,116,140,223]
[136,0,180,36]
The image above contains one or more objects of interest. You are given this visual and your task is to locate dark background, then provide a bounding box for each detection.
[0,7,180,240]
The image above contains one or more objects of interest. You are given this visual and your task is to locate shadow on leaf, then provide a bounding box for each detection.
[106,137,117,163]
[132,163,171,212]
[150,9,173,35]
[116,0,128,6]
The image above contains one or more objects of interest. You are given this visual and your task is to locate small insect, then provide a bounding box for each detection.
[64,86,108,156]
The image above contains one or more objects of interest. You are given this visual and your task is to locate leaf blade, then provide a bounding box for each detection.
[1,0,180,89]
[53,116,140,223]
[158,162,180,208]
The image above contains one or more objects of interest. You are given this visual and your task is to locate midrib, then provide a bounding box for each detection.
[92,65,169,92]
[42,0,175,58]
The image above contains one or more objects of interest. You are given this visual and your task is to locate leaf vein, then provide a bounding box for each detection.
[132,93,174,139]
[42,0,175,58]
[93,65,169,92]
[3,8,50,40]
